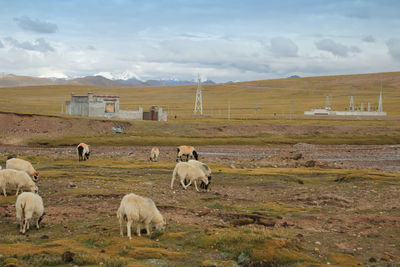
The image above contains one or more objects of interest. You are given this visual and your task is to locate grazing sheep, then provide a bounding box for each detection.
[171,162,209,192]
[16,192,44,234]
[149,147,159,162]
[77,143,90,161]
[176,145,198,162]
[6,158,39,182]
[187,159,212,191]
[117,193,166,240]
[0,169,38,196]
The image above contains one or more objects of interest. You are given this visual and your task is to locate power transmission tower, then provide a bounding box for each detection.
[194,74,203,115]
[378,87,383,112]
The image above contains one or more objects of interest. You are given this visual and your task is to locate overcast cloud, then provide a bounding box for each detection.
[4,37,54,53]
[0,0,399,82]
[315,39,360,57]
[14,16,58,34]
[270,37,298,57]
[386,39,400,62]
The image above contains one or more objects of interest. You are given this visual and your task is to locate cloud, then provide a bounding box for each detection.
[0,40,4,48]
[315,39,360,57]
[362,35,375,43]
[4,37,55,53]
[386,38,400,61]
[86,45,96,50]
[270,37,298,57]
[14,16,58,34]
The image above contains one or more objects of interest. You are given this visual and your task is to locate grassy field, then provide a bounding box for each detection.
[0,155,399,266]
[0,72,399,118]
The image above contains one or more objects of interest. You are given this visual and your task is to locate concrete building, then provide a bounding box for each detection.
[65,92,167,121]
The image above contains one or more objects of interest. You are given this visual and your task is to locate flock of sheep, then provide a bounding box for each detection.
[0,144,212,240]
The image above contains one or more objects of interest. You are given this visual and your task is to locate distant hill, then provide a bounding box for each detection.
[0,74,217,87]
[67,76,126,87]
[0,74,58,87]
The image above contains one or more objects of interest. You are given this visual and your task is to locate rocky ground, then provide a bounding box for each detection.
[1,144,399,173]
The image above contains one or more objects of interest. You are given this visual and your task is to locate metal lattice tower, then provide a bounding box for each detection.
[349,96,354,111]
[378,88,383,112]
[194,75,203,115]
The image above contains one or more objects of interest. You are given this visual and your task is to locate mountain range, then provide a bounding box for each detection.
[0,74,216,88]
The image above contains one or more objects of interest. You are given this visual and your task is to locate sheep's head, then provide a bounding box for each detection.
[155,218,166,231]
[31,185,39,194]
[201,175,209,186]
[86,152,90,159]
[33,171,39,182]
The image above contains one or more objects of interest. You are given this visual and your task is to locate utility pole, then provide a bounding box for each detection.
[228,101,231,120]
[194,74,203,115]
[290,100,294,120]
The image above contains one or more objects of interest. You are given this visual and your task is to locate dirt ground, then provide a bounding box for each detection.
[0,145,399,266]
[1,144,399,173]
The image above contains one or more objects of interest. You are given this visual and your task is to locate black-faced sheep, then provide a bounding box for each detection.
[0,169,38,196]
[117,193,166,240]
[15,192,44,234]
[176,145,198,162]
[187,159,212,191]
[171,162,209,192]
[77,143,90,161]
[6,158,39,182]
[149,147,159,162]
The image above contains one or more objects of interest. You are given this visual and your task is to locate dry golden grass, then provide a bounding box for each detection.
[0,71,399,117]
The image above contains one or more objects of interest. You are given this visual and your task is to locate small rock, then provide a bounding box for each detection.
[315,241,321,245]
[369,257,377,262]
[67,182,76,188]
[230,164,236,169]
[40,235,49,239]
[62,251,75,263]
[296,233,303,238]
[314,247,320,253]
[100,249,105,253]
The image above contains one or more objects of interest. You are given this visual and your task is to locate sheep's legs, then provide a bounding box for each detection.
[136,223,141,236]
[127,220,132,240]
[16,186,21,195]
[2,187,6,196]
[194,180,199,192]
[145,223,151,236]
[36,219,40,229]
[119,218,124,237]
[21,219,28,234]
[183,179,192,189]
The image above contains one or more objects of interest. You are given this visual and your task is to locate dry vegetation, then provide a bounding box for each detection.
[0,72,399,117]
[0,152,399,266]
[0,72,399,266]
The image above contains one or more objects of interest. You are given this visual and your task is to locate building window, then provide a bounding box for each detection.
[105,103,115,113]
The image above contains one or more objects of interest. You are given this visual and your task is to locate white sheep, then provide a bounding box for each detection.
[77,143,90,161]
[149,147,160,162]
[117,193,166,240]
[6,158,39,182]
[188,159,212,191]
[15,192,44,234]
[176,145,198,162]
[0,169,38,196]
[170,162,209,192]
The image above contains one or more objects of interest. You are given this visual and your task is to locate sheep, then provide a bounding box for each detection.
[149,147,159,162]
[117,193,166,240]
[176,145,198,162]
[170,162,209,192]
[15,192,44,234]
[187,159,212,191]
[77,143,90,161]
[0,169,38,196]
[6,158,39,182]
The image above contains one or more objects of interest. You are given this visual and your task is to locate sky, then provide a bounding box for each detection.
[0,0,399,82]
